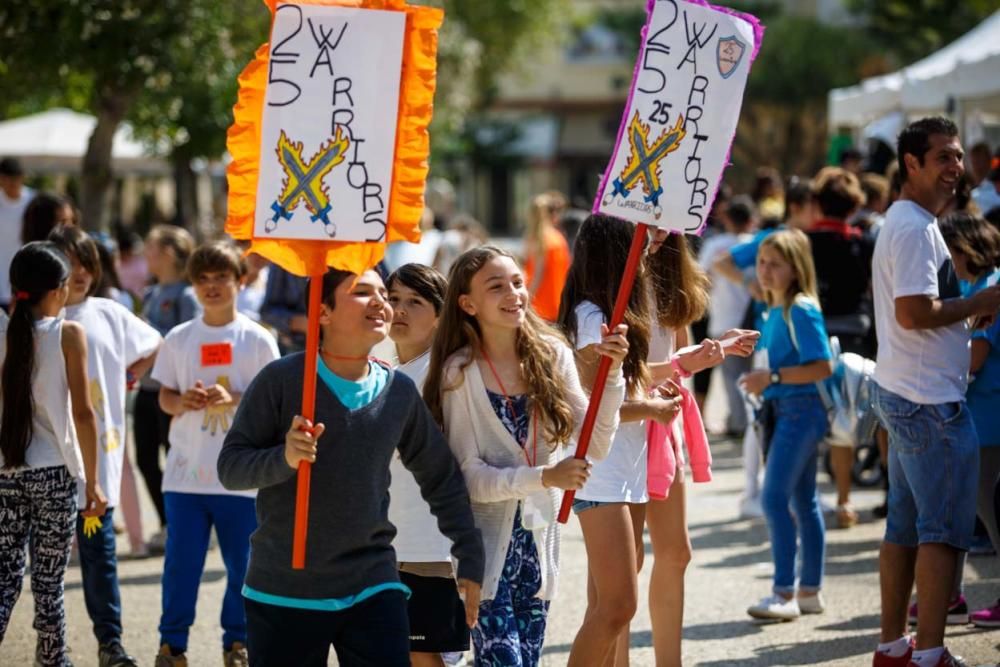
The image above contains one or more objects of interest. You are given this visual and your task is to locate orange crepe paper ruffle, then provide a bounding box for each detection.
[225,0,443,277]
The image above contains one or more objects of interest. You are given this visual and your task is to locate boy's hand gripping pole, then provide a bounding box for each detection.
[292,275,324,569]
[558,223,648,524]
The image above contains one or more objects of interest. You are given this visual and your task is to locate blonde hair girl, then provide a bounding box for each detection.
[740,228,834,622]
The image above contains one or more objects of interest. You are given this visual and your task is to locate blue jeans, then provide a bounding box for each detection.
[160,492,257,652]
[76,508,122,645]
[873,384,979,549]
[761,394,828,594]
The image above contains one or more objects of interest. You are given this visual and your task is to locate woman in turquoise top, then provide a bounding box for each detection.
[940,213,1000,627]
[739,229,833,622]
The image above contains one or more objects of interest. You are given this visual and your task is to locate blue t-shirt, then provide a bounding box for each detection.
[730,227,778,270]
[967,270,1000,446]
[760,297,832,400]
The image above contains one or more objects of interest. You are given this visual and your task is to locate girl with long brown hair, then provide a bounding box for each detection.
[563,224,757,667]
[423,245,628,665]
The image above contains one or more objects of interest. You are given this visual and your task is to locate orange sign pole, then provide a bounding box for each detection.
[292,274,324,569]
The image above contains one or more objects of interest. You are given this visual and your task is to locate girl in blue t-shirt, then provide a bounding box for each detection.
[739,229,833,622]
[940,212,1000,627]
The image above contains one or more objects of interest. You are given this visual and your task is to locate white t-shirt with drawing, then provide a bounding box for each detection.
[152,313,279,497]
[873,200,970,404]
[64,297,161,507]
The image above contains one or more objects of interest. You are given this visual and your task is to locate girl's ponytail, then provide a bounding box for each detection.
[1,242,70,469]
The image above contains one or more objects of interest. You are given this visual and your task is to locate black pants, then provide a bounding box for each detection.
[245,591,410,666]
[133,388,172,527]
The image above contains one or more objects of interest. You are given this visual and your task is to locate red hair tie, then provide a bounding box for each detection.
[13,291,29,301]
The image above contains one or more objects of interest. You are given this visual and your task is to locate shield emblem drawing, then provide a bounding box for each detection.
[717,35,746,79]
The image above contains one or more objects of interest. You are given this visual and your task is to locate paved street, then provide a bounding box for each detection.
[2,436,998,666]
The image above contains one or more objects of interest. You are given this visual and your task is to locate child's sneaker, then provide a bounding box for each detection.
[907,595,969,625]
[224,642,249,667]
[154,645,187,667]
[747,593,800,620]
[970,599,1000,628]
[798,591,826,614]
[907,647,968,666]
[872,636,914,667]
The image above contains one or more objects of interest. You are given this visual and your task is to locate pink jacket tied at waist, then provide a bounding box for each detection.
[647,384,712,500]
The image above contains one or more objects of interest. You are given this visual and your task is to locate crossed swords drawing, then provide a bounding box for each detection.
[267,128,351,238]
[606,111,686,216]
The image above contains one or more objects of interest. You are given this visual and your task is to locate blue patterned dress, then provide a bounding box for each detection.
[472,390,550,667]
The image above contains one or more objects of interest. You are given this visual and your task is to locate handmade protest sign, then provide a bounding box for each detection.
[595,0,762,234]
[560,0,762,523]
[226,0,443,567]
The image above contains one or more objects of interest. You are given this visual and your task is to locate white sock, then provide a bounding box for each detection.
[911,647,945,665]
[876,636,911,658]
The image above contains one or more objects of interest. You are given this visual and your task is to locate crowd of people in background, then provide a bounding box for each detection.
[0,115,999,667]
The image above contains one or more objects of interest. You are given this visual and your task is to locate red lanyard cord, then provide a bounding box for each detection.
[480,347,539,467]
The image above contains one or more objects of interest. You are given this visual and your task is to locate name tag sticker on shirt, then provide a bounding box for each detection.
[201,343,233,367]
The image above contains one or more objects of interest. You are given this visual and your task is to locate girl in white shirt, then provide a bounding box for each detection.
[385,263,467,667]
[423,246,629,666]
[0,242,107,666]
[561,221,757,667]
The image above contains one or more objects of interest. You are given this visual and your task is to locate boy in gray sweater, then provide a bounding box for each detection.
[218,268,484,667]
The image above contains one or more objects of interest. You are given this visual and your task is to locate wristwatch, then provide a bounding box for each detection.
[769,370,781,385]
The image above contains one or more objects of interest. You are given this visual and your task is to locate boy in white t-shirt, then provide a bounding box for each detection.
[49,226,162,667]
[151,242,279,667]
[871,118,1000,667]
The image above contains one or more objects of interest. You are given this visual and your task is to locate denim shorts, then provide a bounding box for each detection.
[572,498,618,514]
[873,383,979,550]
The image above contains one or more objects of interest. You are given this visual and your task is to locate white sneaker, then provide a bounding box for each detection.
[798,592,826,614]
[747,594,800,620]
[739,496,764,519]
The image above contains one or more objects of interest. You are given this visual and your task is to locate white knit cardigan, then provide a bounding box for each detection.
[441,339,625,601]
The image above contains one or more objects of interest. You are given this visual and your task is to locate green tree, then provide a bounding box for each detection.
[846,0,1000,64]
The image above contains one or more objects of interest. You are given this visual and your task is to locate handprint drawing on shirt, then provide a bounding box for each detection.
[89,378,119,452]
[202,375,234,436]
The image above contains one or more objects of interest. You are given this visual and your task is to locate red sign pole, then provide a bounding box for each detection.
[292,274,325,569]
[558,222,649,524]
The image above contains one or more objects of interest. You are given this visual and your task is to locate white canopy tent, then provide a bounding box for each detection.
[828,11,1000,129]
[0,108,167,174]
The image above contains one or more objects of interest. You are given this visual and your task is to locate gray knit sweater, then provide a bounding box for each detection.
[218,353,484,600]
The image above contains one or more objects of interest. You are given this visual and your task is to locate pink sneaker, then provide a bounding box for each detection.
[907,595,969,625]
[970,599,1000,628]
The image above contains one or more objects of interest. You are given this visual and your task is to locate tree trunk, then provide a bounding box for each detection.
[80,88,134,232]
[172,153,200,237]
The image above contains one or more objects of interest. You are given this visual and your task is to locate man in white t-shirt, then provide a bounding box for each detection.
[871,118,1000,667]
[0,157,34,311]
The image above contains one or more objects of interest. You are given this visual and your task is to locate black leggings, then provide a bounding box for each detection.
[245,591,410,666]
[133,388,172,527]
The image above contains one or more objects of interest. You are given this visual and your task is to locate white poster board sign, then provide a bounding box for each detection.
[254,4,405,242]
[595,0,761,233]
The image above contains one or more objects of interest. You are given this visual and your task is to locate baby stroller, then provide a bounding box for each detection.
[821,337,881,487]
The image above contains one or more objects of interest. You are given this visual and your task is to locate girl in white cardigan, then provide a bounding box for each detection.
[424,246,628,667]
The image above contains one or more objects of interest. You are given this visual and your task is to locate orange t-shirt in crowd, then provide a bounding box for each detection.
[524,227,571,322]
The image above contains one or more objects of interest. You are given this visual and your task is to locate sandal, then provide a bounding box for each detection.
[836,503,858,529]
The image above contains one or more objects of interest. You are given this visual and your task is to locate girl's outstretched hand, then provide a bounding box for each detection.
[675,338,725,374]
[597,323,629,367]
[719,329,760,357]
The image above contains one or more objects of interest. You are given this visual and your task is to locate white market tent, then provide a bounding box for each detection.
[0,108,167,174]
[828,11,1000,129]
